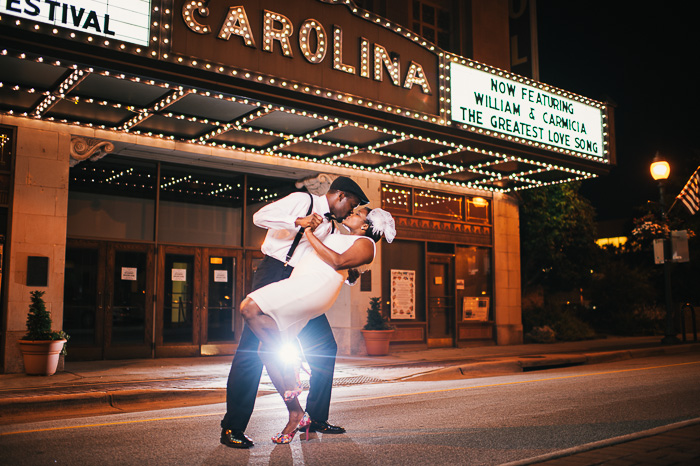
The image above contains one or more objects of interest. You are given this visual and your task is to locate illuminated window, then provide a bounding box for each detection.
[414,188,462,220]
[70,156,156,200]
[596,237,628,248]
[160,164,244,207]
[381,183,491,225]
[467,197,491,224]
[381,183,412,216]
[0,127,12,171]
[0,127,13,208]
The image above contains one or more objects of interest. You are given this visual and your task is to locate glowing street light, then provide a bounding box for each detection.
[650,152,679,344]
[650,154,670,181]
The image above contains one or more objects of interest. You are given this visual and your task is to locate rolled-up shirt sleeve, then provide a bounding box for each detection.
[254,191,332,266]
[253,192,311,231]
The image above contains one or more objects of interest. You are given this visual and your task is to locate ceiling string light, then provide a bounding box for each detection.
[1,49,600,194]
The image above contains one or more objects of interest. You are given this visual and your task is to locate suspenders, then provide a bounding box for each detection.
[284,192,314,266]
[284,193,336,266]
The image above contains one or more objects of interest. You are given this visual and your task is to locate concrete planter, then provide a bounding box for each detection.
[18,340,67,376]
[361,329,394,356]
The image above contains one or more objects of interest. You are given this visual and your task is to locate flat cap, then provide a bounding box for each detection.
[330,176,369,205]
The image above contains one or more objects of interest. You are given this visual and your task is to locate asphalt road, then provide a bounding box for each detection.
[2,353,700,465]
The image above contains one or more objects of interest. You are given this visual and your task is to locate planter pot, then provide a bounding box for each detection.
[18,339,66,376]
[361,329,394,356]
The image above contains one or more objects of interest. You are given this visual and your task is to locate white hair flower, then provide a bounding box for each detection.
[366,209,396,243]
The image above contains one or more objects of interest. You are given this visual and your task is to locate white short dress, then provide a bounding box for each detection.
[248,234,375,339]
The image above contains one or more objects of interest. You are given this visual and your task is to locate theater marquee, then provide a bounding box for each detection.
[0,0,612,166]
[449,61,607,159]
[1,0,151,46]
[170,0,440,120]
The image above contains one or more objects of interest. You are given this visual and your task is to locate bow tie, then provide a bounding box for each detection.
[324,212,338,222]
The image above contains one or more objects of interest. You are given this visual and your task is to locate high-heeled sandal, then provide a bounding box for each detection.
[271,429,298,444]
[271,413,311,444]
[297,412,311,441]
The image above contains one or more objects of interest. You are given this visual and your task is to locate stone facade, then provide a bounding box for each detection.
[492,192,524,345]
[2,119,70,373]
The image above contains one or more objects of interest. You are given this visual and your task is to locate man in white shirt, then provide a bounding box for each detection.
[220,176,369,448]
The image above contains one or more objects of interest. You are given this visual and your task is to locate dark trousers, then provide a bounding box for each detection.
[221,256,338,432]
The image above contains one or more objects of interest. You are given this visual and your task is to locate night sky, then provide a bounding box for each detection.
[536,1,697,222]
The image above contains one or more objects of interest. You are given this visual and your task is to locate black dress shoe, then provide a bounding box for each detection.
[308,420,346,434]
[220,429,254,449]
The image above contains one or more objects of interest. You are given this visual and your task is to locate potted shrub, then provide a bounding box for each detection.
[17,291,69,376]
[361,297,394,356]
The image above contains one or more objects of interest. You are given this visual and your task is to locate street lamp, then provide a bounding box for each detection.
[650,155,670,181]
[650,152,678,344]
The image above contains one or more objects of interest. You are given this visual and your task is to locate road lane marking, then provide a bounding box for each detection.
[3,359,699,437]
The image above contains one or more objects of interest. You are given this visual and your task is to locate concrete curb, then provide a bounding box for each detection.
[0,391,114,415]
[110,388,226,409]
[401,360,523,381]
[518,354,587,369]
[582,350,632,365]
[403,353,597,382]
[0,386,285,421]
[0,389,226,417]
[402,343,700,382]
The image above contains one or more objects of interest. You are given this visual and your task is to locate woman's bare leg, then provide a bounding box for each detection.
[258,348,304,434]
[240,297,304,434]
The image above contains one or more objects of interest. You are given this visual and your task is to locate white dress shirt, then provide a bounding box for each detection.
[253,192,334,267]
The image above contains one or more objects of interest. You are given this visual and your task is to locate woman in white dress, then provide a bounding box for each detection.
[239,207,395,443]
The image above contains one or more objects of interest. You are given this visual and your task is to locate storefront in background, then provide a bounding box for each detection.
[381,183,495,347]
[0,1,613,371]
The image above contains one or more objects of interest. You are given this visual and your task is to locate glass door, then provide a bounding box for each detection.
[64,240,155,360]
[202,249,243,348]
[156,246,201,357]
[427,254,455,346]
[64,241,105,360]
[103,243,154,359]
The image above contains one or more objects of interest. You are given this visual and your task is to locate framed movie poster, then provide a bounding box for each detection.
[390,269,415,319]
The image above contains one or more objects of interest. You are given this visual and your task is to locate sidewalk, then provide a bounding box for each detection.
[2,335,700,464]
